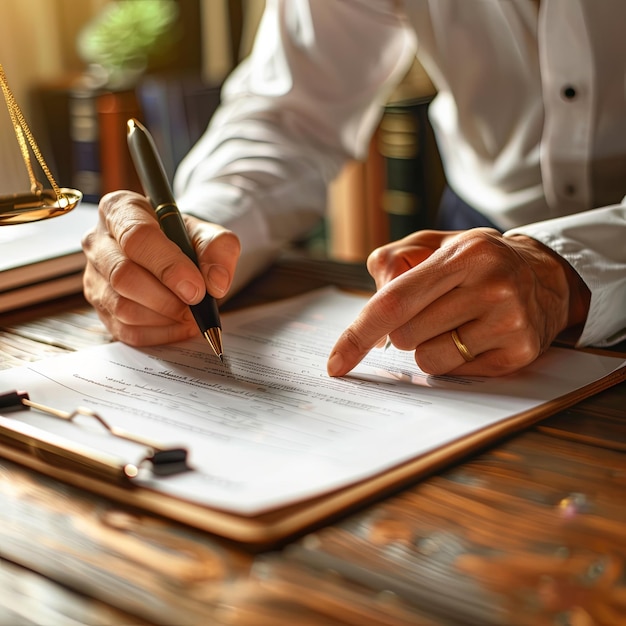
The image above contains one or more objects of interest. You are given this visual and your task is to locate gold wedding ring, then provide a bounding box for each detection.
[451,329,475,362]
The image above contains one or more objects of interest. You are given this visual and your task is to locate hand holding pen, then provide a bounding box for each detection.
[80,124,240,351]
[127,118,226,360]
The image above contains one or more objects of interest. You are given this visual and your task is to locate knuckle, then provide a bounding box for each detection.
[491,307,532,336]
[80,228,97,252]
[491,339,540,372]
[339,327,368,354]
[367,245,392,271]
[482,279,517,305]
[82,267,109,314]
[453,229,509,265]
[196,227,241,259]
[107,256,135,291]
[107,295,133,324]
[117,220,155,256]
[414,346,448,376]
[101,189,131,205]
[366,244,405,280]
[513,337,541,363]
[115,325,144,347]
[117,221,182,282]
[98,299,145,346]
[459,229,494,252]
[97,288,126,323]
[377,285,411,323]
[505,309,531,334]
[388,326,415,351]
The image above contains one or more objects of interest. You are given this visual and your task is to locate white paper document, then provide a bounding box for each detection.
[0,288,623,515]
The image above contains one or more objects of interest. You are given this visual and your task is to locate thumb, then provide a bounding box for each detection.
[185,216,241,299]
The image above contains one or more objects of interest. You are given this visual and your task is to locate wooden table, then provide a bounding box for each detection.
[1,253,625,626]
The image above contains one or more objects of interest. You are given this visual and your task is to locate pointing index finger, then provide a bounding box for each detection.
[326,253,466,377]
[326,281,415,377]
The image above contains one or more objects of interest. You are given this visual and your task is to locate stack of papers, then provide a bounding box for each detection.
[0,203,97,312]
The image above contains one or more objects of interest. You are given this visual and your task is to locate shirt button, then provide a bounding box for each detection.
[561,85,577,100]
[564,184,576,196]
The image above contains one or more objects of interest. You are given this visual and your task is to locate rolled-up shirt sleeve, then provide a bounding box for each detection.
[173,0,416,293]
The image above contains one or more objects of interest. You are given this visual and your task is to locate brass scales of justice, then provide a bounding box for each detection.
[0,62,82,225]
[0,64,190,478]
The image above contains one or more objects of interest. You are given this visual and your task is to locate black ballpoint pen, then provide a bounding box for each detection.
[126,118,224,361]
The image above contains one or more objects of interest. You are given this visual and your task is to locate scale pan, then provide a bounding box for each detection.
[0,188,83,225]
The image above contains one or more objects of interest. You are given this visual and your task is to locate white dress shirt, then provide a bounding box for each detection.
[174,0,626,347]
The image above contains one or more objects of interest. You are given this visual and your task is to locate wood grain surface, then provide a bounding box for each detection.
[1,252,624,625]
[285,389,626,625]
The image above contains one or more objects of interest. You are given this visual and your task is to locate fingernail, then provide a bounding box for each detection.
[207,264,230,296]
[327,351,344,377]
[177,280,200,303]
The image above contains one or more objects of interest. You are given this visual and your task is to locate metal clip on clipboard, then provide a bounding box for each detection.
[0,390,190,483]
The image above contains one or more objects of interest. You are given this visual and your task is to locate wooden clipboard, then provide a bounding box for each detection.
[0,362,623,548]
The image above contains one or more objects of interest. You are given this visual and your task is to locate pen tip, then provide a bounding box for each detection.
[203,327,224,363]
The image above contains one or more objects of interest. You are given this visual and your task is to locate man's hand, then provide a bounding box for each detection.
[327,228,590,377]
[82,191,240,346]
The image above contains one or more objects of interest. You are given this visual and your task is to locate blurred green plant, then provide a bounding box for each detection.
[77,0,179,88]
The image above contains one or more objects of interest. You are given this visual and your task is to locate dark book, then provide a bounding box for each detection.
[378,96,444,241]
[68,85,102,204]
